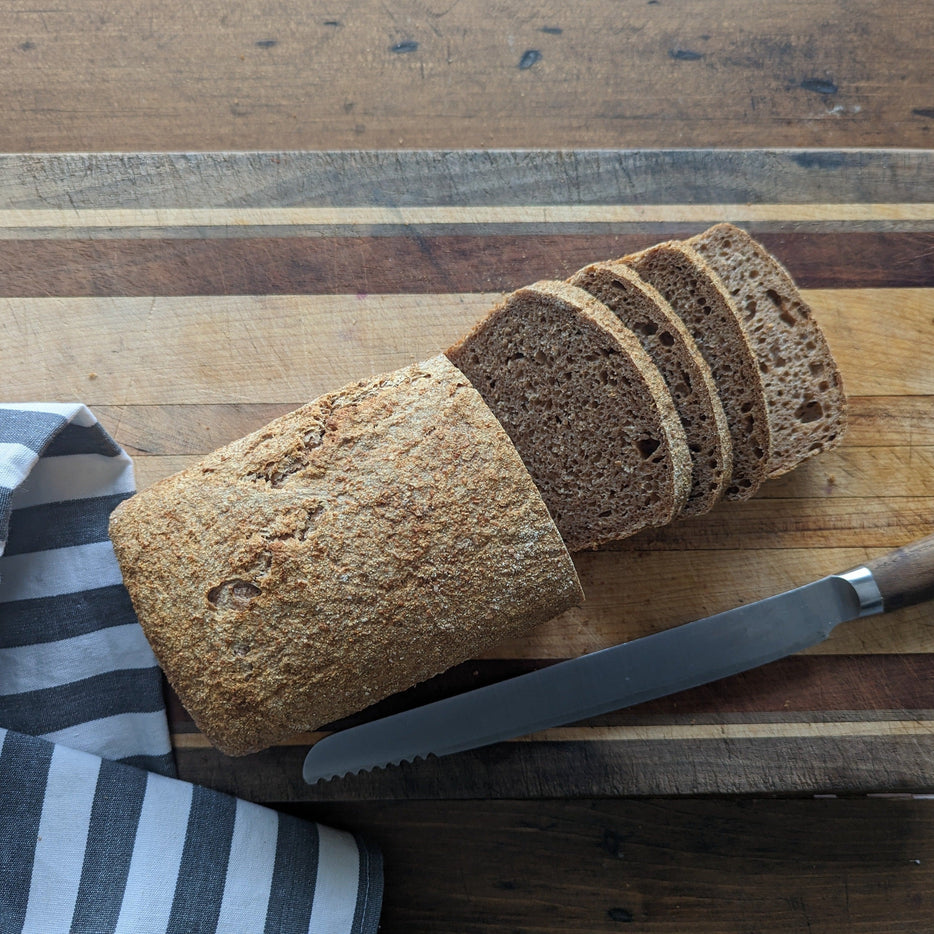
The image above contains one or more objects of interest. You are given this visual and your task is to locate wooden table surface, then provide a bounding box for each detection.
[3,3,934,931]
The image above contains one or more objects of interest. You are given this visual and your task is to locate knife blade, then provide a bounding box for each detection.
[303,533,934,784]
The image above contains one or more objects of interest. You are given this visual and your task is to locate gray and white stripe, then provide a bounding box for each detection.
[0,402,171,773]
[0,404,382,931]
[1,729,382,933]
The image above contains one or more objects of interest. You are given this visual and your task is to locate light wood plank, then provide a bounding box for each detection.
[496,546,934,659]
[171,719,934,748]
[0,293,500,404]
[3,289,932,403]
[88,396,934,459]
[2,202,934,237]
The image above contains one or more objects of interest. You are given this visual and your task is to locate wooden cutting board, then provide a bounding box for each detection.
[3,149,933,801]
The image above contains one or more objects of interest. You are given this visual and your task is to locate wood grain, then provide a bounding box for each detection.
[5,10,934,924]
[2,290,932,403]
[2,1,933,151]
[2,151,934,209]
[301,798,934,933]
[4,149,934,799]
[2,234,934,296]
[866,533,934,612]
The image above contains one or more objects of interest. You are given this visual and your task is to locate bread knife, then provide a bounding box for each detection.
[303,533,934,783]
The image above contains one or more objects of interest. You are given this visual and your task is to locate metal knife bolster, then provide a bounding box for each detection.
[835,566,885,617]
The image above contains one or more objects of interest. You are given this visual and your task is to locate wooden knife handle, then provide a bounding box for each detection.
[865,533,934,612]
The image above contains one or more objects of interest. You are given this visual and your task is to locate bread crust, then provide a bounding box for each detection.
[109,355,583,756]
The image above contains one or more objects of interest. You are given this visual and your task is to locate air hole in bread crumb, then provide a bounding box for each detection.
[208,579,261,608]
[796,399,824,423]
[636,437,660,459]
[659,331,675,347]
[302,427,324,448]
[637,320,659,336]
[765,288,798,327]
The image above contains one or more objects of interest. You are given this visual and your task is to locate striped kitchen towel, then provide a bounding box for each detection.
[0,403,382,934]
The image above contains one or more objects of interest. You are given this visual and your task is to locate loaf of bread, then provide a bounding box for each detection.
[568,261,733,518]
[623,241,773,500]
[687,223,847,477]
[109,355,584,756]
[445,280,692,551]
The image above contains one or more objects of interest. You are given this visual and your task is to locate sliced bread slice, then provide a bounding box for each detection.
[687,223,847,477]
[569,260,733,518]
[445,280,692,552]
[623,241,772,500]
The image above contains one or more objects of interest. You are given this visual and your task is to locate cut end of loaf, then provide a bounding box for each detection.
[446,280,692,551]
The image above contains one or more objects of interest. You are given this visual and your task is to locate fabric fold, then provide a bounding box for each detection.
[0,403,382,933]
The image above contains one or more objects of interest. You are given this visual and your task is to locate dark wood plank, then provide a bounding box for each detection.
[167,654,934,727]
[2,1,932,150]
[171,654,934,801]
[298,798,934,933]
[1,232,933,296]
[176,732,934,801]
